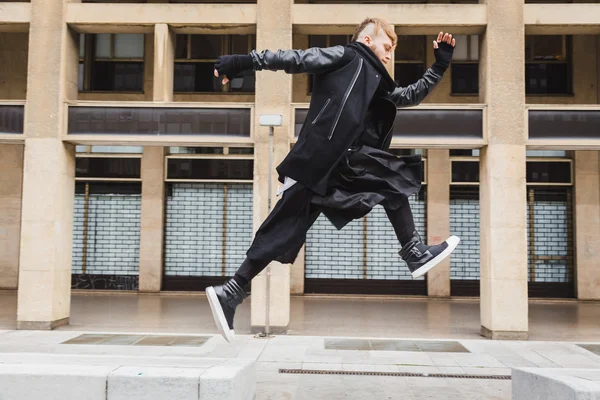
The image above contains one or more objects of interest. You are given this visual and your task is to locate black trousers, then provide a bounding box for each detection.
[236,182,416,282]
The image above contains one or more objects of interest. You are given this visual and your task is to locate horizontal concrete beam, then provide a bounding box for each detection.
[64,134,255,148]
[292,4,487,35]
[66,3,256,33]
[525,4,600,35]
[527,138,600,150]
[0,3,30,32]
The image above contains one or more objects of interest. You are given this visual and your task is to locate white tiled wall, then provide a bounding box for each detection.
[305,192,426,281]
[72,194,141,275]
[164,183,253,277]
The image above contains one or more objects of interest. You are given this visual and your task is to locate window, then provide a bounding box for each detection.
[174,34,256,93]
[395,35,426,88]
[451,35,479,95]
[525,35,571,95]
[79,34,145,92]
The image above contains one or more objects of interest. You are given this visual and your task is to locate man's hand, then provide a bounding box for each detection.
[213,54,254,86]
[433,32,456,71]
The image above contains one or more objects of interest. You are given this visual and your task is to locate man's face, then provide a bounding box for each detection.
[361,30,394,66]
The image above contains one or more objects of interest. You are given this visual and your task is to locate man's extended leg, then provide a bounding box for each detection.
[206,183,320,342]
[385,196,460,279]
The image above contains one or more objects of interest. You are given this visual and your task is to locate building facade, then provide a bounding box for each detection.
[0,0,599,339]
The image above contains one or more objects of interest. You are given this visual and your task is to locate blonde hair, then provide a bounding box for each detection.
[351,17,397,47]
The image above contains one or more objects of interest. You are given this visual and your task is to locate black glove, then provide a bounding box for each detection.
[432,41,454,74]
[214,54,254,80]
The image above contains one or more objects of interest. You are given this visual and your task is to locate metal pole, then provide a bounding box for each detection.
[265,125,274,336]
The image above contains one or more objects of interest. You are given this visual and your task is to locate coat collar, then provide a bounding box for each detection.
[347,41,396,92]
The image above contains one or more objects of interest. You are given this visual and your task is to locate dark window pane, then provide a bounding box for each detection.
[452,161,479,183]
[450,186,479,201]
[450,149,475,156]
[0,105,24,134]
[528,110,600,139]
[329,35,350,47]
[175,35,188,59]
[190,35,222,59]
[395,63,425,88]
[194,62,220,92]
[526,161,571,184]
[395,35,426,61]
[451,63,479,94]
[393,109,483,139]
[91,62,144,92]
[174,63,196,92]
[526,63,571,95]
[230,69,255,93]
[308,35,327,48]
[228,147,254,155]
[294,108,308,137]
[231,35,250,55]
[75,182,142,195]
[167,159,253,180]
[68,107,251,136]
[75,157,141,179]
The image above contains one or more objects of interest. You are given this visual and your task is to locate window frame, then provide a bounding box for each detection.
[174,34,256,94]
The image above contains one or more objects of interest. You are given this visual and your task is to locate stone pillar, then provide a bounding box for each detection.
[152,24,175,102]
[574,151,600,300]
[478,0,528,340]
[426,149,451,297]
[250,0,293,333]
[0,145,24,290]
[138,147,166,292]
[17,0,80,330]
[290,246,305,295]
[137,24,173,292]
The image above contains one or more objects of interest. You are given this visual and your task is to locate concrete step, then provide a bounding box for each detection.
[0,354,255,400]
[512,368,600,400]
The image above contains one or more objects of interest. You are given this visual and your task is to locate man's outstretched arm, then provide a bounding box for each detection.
[390,32,456,107]
[214,46,352,84]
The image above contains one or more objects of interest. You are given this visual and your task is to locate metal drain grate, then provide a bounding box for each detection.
[279,369,511,380]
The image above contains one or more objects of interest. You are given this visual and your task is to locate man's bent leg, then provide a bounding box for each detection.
[207,183,320,342]
[385,196,460,279]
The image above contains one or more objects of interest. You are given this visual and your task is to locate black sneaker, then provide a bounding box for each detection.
[206,279,248,343]
[399,231,460,279]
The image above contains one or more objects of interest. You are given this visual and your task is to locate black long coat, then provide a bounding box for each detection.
[250,42,444,196]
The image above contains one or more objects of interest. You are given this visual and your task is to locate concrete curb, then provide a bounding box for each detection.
[512,367,600,400]
[0,359,256,400]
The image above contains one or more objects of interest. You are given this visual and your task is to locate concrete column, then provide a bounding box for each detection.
[574,151,600,300]
[426,149,451,297]
[17,0,80,330]
[290,246,305,295]
[478,0,528,340]
[250,0,293,333]
[137,24,173,292]
[152,24,175,102]
[138,147,166,292]
[0,145,24,290]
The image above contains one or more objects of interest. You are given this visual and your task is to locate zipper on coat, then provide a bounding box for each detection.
[328,58,363,140]
[311,98,331,125]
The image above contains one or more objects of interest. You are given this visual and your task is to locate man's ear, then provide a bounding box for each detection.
[363,35,372,46]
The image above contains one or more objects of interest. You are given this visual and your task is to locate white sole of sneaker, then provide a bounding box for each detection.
[411,236,461,279]
[206,286,235,343]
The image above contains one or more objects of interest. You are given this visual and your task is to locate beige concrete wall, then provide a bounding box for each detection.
[0,145,24,290]
[426,150,451,297]
[0,33,28,100]
[574,151,600,300]
[17,0,80,330]
[478,0,528,340]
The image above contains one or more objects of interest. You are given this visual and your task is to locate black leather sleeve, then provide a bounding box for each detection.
[250,45,349,74]
[389,67,444,107]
